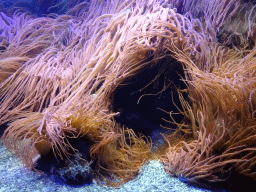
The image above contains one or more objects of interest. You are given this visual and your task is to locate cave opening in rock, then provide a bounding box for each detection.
[112,56,188,146]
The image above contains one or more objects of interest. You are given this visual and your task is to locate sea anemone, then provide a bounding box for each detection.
[1,0,256,189]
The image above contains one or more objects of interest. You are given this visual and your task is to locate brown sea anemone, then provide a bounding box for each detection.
[1,0,256,189]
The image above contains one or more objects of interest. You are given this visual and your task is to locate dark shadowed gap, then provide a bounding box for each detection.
[34,136,95,186]
[112,56,187,145]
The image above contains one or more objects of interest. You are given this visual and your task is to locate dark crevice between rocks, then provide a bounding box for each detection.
[112,56,187,149]
[34,137,95,187]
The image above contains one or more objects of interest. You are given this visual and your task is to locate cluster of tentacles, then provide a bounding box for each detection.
[1,0,256,188]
